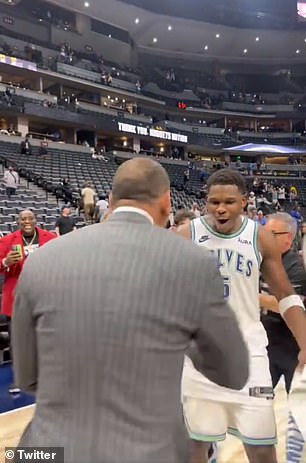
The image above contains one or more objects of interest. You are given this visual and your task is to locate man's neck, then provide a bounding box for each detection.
[113,205,154,224]
[22,232,35,238]
[22,229,36,238]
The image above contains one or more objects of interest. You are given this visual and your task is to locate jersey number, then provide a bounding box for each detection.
[223,276,231,299]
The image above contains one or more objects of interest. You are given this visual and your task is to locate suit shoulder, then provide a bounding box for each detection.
[158,227,215,261]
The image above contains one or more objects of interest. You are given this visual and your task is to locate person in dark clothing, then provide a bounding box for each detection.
[55,178,73,205]
[20,137,32,155]
[260,212,306,393]
[55,206,76,236]
[261,212,306,463]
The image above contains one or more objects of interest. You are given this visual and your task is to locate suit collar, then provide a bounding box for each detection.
[108,210,154,226]
[112,207,154,224]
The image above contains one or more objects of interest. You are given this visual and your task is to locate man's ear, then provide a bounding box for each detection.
[160,190,171,217]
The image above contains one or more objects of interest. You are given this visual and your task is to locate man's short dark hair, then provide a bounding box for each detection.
[207,169,247,195]
[112,158,170,204]
[174,209,196,226]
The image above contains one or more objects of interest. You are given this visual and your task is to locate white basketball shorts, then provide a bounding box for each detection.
[182,354,277,445]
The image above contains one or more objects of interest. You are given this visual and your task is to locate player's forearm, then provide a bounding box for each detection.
[259,294,279,312]
[283,307,306,350]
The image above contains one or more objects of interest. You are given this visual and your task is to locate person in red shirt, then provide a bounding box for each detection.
[0,209,55,393]
[0,210,56,318]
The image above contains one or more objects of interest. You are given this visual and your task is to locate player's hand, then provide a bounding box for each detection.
[297,349,306,371]
[5,250,22,266]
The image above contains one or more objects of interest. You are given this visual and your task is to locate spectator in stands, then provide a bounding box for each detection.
[0,210,55,393]
[191,203,201,218]
[271,187,281,211]
[100,70,107,85]
[278,185,286,206]
[8,125,16,135]
[135,80,141,93]
[20,137,32,155]
[81,182,96,223]
[95,195,109,223]
[4,87,13,106]
[106,73,112,86]
[59,177,73,204]
[256,194,272,215]
[247,206,257,220]
[248,191,256,207]
[55,206,76,236]
[256,210,267,226]
[171,209,196,230]
[59,43,66,61]
[199,168,208,183]
[39,140,48,157]
[290,205,303,249]
[290,205,303,227]
[183,169,189,184]
[2,165,19,199]
[289,186,298,203]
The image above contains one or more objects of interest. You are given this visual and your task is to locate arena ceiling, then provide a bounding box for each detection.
[47,0,306,63]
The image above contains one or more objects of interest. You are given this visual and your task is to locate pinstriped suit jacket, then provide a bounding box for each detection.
[12,211,248,463]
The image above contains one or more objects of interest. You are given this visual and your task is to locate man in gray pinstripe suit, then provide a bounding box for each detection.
[12,158,248,463]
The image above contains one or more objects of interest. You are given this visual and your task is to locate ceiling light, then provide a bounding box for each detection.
[216,33,220,38]
[243,48,248,54]
[108,34,112,38]
[168,25,172,31]
[255,37,260,42]
[153,37,158,43]
[134,18,139,24]
[304,38,306,42]
[204,45,208,51]
[296,49,300,54]
[84,1,89,7]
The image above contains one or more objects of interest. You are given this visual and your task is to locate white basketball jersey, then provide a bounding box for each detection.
[191,215,268,354]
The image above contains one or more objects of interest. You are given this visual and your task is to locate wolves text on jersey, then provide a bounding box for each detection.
[209,248,254,278]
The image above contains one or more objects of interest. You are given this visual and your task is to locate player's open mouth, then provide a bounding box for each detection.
[217,219,229,225]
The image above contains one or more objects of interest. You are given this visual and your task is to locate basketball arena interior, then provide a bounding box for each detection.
[0,0,306,462]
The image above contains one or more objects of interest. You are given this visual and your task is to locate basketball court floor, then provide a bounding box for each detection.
[0,376,290,463]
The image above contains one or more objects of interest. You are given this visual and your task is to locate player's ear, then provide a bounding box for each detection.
[241,194,247,209]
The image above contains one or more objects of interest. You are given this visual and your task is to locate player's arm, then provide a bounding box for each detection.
[259,226,306,357]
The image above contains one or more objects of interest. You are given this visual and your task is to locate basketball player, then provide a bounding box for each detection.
[178,169,306,463]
